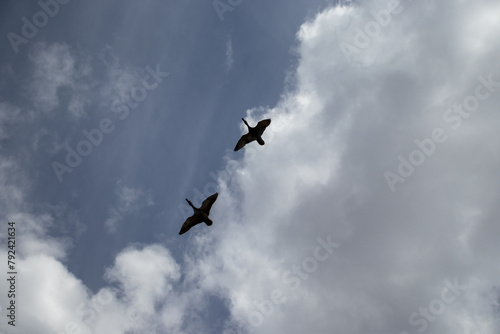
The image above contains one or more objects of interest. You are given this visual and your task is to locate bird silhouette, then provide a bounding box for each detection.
[234,118,271,151]
[179,193,218,235]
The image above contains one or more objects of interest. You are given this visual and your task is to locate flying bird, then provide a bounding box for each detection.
[234,118,271,151]
[178,193,218,235]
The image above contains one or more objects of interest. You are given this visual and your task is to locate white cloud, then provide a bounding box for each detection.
[104,244,181,314]
[29,42,94,119]
[0,144,185,333]
[182,1,500,333]
[11,212,70,260]
[0,241,189,333]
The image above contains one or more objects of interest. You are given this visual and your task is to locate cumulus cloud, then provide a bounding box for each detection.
[0,164,185,333]
[104,245,181,314]
[182,1,500,333]
[0,131,184,334]
[1,241,188,333]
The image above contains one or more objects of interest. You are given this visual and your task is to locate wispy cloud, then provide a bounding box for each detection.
[105,181,154,233]
[28,42,96,121]
[225,36,234,72]
[29,43,77,114]
[0,101,21,143]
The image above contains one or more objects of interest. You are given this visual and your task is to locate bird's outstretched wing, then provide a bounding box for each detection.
[255,119,271,136]
[234,133,255,151]
[179,214,203,235]
[200,192,218,215]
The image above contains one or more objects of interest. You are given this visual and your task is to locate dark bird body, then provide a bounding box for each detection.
[179,193,218,235]
[234,118,271,151]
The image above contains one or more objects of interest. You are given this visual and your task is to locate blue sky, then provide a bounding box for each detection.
[1,0,330,288]
[1,0,500,333]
